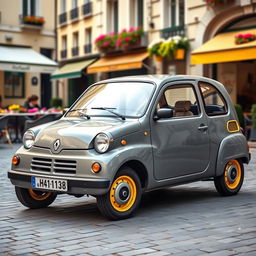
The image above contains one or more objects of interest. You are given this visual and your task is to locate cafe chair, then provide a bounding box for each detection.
[24,113,62,131]
[0,116,12,147]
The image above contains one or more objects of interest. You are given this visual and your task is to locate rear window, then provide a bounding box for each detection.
[199,82,228,116]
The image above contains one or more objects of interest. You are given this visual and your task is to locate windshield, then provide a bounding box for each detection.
[66,82,155,118]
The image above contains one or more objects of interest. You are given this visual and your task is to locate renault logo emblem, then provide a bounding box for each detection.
[53,139,60,151]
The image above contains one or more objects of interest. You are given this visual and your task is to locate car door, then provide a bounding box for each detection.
[150,81,210,180]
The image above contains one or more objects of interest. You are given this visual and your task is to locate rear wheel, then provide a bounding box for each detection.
[97,167,142,220]
[214,159,244,196]
[15,187,57,209]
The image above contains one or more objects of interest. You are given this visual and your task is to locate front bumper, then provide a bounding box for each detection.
[8,170,110,196]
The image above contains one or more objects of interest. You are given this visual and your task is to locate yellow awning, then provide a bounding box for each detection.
[87,52,149,73]
[51,58,96,80]
[191,28,256,65]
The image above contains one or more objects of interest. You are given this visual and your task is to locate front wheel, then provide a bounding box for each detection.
[214,159,244,196]
[97,167,142,220]
[15,187,57,209]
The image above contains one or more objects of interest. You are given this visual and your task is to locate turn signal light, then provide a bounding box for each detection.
[12,156,20,165]
[91,162,101,173]
[121,140,127,145]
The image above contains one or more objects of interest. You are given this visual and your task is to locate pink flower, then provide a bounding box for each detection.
[129,27,135,32]
[235,34,243,39]
[116,38,122,47]
[244,33,253,39]
[95,34,106,43]
[125,37,131,42]
[121,29,127,33]
[103,41,110,47]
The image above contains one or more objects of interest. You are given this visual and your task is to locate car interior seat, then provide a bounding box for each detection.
[174,101,193,117]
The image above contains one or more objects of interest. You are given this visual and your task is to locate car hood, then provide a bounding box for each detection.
[33,118,140,153]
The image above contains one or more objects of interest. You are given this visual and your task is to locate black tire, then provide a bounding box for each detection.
[97,167,142,220]
[15,187,57,209]
[214,159,244,196]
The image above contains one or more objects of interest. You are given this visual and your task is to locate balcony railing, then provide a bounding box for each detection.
[59,12,67,25]
[72,46,79,56]
[70,8,79,20]
[61,49,67,59]
[160,25,185,39]
[82,2,92,16]
[20,15,45,28]
[84,44,92,54]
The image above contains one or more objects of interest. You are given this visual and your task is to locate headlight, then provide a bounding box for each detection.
[23,130,36,149]
[94,133,110,153]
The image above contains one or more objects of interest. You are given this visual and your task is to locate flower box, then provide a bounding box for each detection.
[235,33,256,44]
[22,16,45,26]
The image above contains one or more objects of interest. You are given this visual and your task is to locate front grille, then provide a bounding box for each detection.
[31,158,77,175]
[54,159,76,174]
[31,157,51,172]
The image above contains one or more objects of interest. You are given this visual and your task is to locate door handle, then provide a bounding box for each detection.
[198,124,208,131]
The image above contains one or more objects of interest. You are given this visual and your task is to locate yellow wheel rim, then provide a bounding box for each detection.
[110,175,137,212]
[28,189,52,201]
[224,160,242,190]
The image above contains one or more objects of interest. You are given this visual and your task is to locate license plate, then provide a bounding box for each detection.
[31,177,68,192]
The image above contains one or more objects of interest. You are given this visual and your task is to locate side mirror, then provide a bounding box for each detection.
[154,108,173,121]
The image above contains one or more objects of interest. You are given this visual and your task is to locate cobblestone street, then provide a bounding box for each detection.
[1,144,256,256]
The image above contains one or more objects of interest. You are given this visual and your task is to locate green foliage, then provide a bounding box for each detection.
[147,36,189,58]
[157,40,175,59]
[148,43,162,56]
[251,104,256,128]
[50,98,63,108]
[176,37,190,50]
[234,104,244,128]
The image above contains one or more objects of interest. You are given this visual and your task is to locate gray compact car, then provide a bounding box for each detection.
[8,75,250,220]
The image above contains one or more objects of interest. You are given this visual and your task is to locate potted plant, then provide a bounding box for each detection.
[95,33,117,53]
[234,104,245,129]
[147,38,165,62]
[50,98,63,108]
[249,104,256,141]
[116,27,143,51]
[157,38,175,59]
[173,36,190,60]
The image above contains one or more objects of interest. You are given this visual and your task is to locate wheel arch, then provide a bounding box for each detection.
[216,133,250,176]
[118,160,148,189]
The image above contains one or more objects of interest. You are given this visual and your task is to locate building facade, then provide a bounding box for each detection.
[54,0,256,109]
[0,0,57,108]
[54,0,152,107]
[188,0,256,111]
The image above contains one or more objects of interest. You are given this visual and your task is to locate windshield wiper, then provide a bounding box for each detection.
[92,107,125,120]
[68,108,90,119]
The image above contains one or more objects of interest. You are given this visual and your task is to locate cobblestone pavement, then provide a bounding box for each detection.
[1,143,256,256]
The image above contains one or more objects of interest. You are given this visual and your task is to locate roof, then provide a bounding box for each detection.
[95,74,221,86]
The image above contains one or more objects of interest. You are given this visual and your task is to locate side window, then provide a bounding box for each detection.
[199,82,227,116]
[157,84,199,117]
